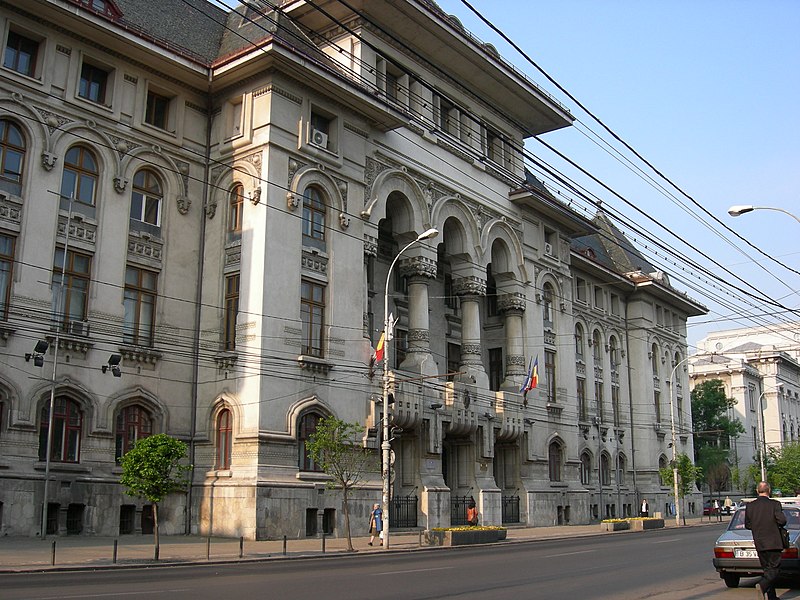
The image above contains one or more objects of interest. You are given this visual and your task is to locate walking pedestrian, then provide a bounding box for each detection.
[745,481,786,600]
[368,503,383,546]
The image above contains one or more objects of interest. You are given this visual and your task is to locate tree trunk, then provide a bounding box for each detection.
[154,502,160,561]
[342,486,354,552]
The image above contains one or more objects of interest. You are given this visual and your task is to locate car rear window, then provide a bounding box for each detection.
[728,506,800,530]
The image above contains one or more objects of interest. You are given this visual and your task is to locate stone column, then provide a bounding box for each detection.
[453,275,489,389]
[498,292,526,390]
[397,255,438,376]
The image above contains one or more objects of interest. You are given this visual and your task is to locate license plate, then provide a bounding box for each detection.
[734,549,758,559]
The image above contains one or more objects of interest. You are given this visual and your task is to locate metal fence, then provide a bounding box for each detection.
[502,495,520,524]
[390,495,418,529]
[450,495,471,526]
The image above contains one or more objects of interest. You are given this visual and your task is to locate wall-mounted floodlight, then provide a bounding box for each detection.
[102,353,123,377]
[25,340,49,367]
[429,402,443,410]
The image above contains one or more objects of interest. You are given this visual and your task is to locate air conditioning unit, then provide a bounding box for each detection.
[544,242,553,256]
[311,129,328,148]
[69,320,89,337]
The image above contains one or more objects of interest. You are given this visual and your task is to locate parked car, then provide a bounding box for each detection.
[712,504,800,588]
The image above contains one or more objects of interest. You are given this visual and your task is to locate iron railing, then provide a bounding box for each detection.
[390,495,418,529]
[502,495,520,524]
[450,495,471,526]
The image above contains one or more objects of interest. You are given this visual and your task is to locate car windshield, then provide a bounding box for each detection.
[728,506,800,531]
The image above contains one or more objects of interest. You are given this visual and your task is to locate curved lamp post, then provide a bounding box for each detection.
[757,383,784,483]
[381,227,438,550]
[728,205,800,225]
[667,354,691,527]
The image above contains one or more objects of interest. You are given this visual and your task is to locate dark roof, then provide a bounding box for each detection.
[113,0,228,62]
[572,210,657,274]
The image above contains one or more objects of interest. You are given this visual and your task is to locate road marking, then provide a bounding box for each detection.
[22,589,192,599]
[652,538,680,544]
[546,550,593,557]
[377,566,452,575]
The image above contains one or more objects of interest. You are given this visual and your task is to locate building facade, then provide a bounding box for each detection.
[0,0,705,538]
[692,325,800,491]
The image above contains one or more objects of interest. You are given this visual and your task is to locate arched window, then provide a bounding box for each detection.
[580,451,592,485]
[593,330,602,366]
[115,404,153,461]
[38,397,82,463]
[302,187,325,248]
[575,324,584,359]
[60,146,98,207]
[130,169,162,230]
[658,455,668,486]
[600,453,610,486]
[0,119,25,195]
[542,283,554,328]
[216,408,232,470]
[228,183,243,236]
[616,453,626,485]
[298,412,323,471]
[548,440,562,482]
[651,343,659,376]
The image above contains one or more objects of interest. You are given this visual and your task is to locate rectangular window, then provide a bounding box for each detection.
[123,266,157,346]
[594,286,604,310]
[0,233,14,321]
[610,294,620,316]
[224,273,239,351]
[310,109,335,151]
[612,385,620,427]
[577,378,587,421]
[576,278,587,303]
[444,273,459,312]
[748,384,756,412]
[79,62,108,104]
[545,349,556,403]
[144,90,170,130]
[394,329,408,369]
[436,94,458,136]
[301,279,325,357]
[595,380,604,421]
[447,343,460,380]
[488,347,503,392]
[3,30,39,77]
[52,248,91,330]
[654,390,661,423]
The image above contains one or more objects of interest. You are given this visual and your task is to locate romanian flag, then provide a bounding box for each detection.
[374,332,386,363]
[519,355,539,396]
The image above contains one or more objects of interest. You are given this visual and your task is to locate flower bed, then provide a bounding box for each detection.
[628,518,664,530]
[425,527,507,546]
[600,518,664,532]
[600,520,630,532]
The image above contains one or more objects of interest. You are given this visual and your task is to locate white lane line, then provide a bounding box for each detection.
[377,566,453,575]
[652,538,680,544]
[22,588,192,600]
[546,550,593,558]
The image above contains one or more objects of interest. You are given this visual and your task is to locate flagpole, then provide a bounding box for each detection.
[381,228,438,550]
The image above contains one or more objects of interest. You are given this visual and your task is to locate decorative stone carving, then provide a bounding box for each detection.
[497,293,526,313]
[287,192,299,211]
[398,256,437,280]
[250,186,261,205]
[338,212,350,229]
[113,176,128,193]
[453,276,486,297]
[363,234,377,257]
[288,157,303,185]
[41,152,57,171]
[176,195,191,215]
[205,201,217,219]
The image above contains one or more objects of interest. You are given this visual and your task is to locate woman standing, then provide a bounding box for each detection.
[368,503,383,546]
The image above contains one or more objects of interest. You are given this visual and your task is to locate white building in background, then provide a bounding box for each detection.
[0,0,705,539]
[691,325,800,491]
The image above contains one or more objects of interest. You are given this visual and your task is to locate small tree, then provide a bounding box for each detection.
[119,434,191,559]
[305,416,378,552]
[660,453,702,524]
[767,442,800,495]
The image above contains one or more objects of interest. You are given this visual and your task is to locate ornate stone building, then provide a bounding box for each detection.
[0,0,704,538]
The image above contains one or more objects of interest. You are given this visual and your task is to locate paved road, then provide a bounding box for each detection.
[5,524,799,600]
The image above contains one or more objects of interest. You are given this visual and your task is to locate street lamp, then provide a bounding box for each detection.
[381,227,438,550]
[757,383,784,483]
[667,354,691,527]
[727,205,800,225]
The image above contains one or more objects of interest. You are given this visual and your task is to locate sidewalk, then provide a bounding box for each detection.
[0,516,721,573]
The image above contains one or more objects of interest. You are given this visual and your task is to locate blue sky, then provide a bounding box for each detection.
[434,0,800,349]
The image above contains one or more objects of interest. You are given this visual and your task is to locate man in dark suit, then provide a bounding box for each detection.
[745,481,787,600]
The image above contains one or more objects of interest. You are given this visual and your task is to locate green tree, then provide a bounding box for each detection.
[767,442,800,495]
[660,453,703,524]
[691,379,744,493]
[305,416,378,552]
[119,434,191,559]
